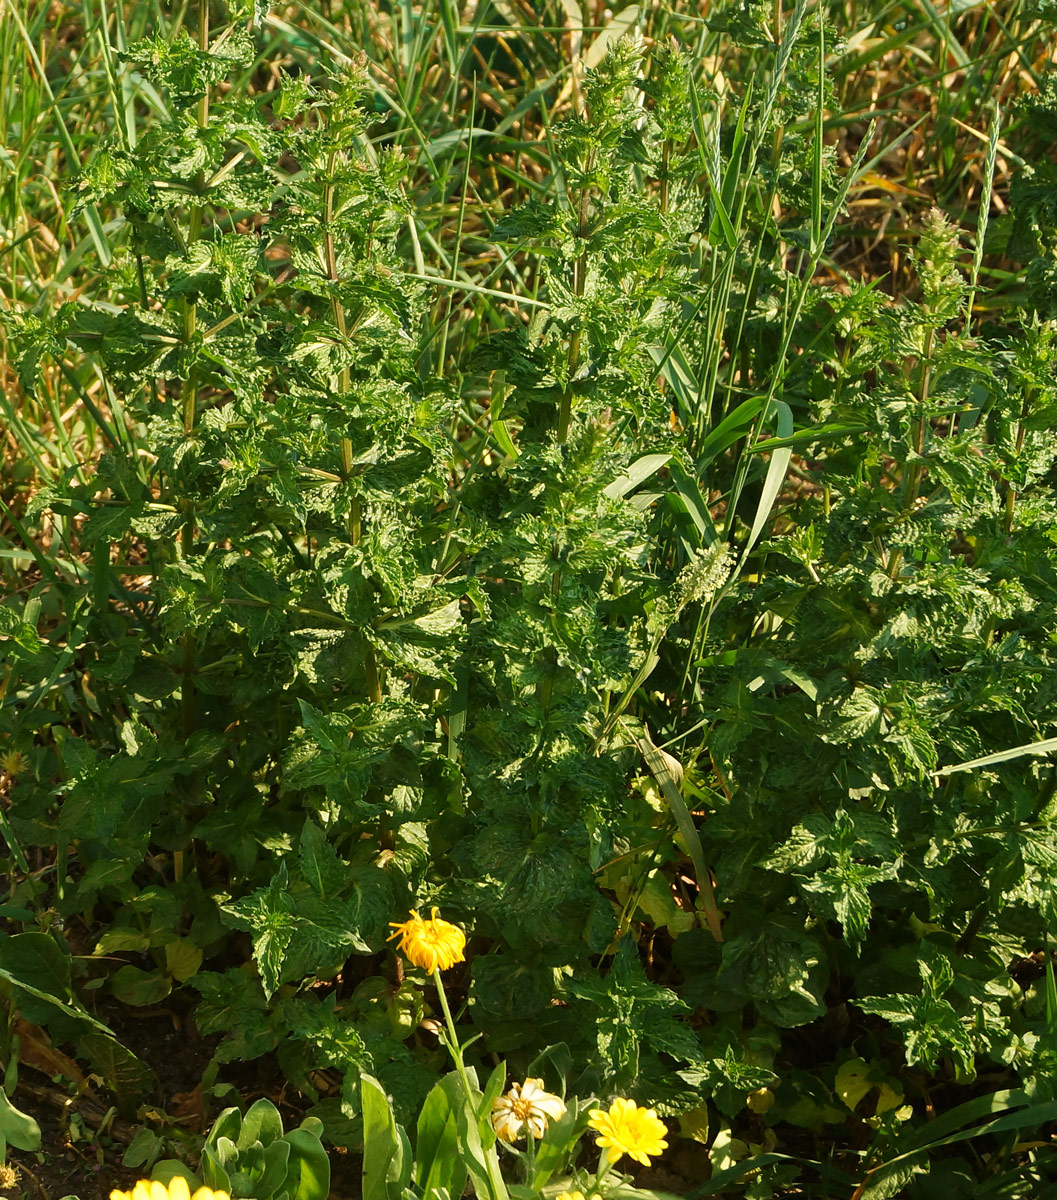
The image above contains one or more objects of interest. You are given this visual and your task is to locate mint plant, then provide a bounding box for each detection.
[4,3,1057,1196]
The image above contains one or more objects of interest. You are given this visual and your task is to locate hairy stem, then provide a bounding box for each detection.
[322,145,382,703]
[179,1,212,739]
[888,327,935,580]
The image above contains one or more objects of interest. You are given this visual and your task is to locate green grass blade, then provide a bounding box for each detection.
[744,400,793,555]
[631,722,723,942]
[937,736,1057,776]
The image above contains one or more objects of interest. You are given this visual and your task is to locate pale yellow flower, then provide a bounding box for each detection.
[491,1077,567,1142]
[109,1180,229,1200]
[388,907,466,972]
[588,1097,669,1165]
[555,1192,601,1200]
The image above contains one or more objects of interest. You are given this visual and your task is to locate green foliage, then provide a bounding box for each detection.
[358,1064,675,1200]
[4,1,1057,1197]
[197,1098,330,1200]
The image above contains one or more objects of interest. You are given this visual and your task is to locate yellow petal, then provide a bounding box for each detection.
[132,1183,153,1200]
[150,1182,169,1200]
[168,1178,191,1200]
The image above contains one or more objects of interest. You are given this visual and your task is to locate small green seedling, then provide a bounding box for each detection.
[191,1097,330,1200]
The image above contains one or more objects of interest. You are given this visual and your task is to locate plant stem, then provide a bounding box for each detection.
[557,152,594,444]
[593,1152,616,1192]
[1002,388,1031,535]
[433,968,474,1102]
[178,0,211,738]
[432,970,507,1200]
[541,154,597,712]
[888,327,935,580]
[322,144,381,701]
[197,2,209,130]
[524,1131,536,1188]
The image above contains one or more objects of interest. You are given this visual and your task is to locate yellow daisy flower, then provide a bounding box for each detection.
[588,1097,669,1166]
[491,1077,566,1141]
[109,1180,229,1200]
[388,907,466,972]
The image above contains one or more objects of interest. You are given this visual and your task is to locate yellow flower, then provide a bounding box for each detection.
[588,1097,669,1166]
[555,1192,602,1200]
[491,1077,567,1141]
[388,907,466,972]
[109,1180,229,1200]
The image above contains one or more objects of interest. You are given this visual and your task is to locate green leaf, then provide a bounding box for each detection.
[205,1107,244,1152]
[239,1097,284,1152]
[122,1127,164,1170]
[529,1102,582,1191]
[695,396,766,469]
[284,1125,332,1200]
[567,944,702,1079]
[444,1070,508,1200]
[718,919,828,1028]
[603,453,673,501]
[299,819,346,900]
[192,969,268,1035]
[685,1153,798,1198]
[835,1058,877,1113]
[94,928,151,955]
[151,1162,206,1194]
[164,939,203,983]
[77,1033,157,1107]
[221,865,298,999]
[360,1073,408,1200]
[415,1079,467,1200]
[632,723,723,940]
[111,964,173,1007]
[200,1142,234,1196]
[256,1137,293,1198]
[855,992,976,1074]
[0,1088,41,1152]
[937,735,1057,776]
[744,399,794,555]
[122,30,254,98]
[0,932,113,1038]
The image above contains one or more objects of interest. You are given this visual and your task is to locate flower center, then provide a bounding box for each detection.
[510,1097,534,1121]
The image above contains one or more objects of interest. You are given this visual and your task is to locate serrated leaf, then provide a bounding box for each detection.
[221,865,298,1000]
[299,819,347,900]
[78,1033,158,1107]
